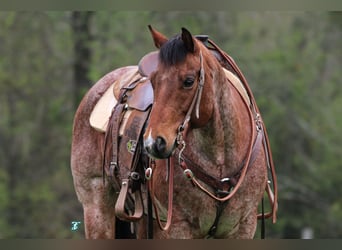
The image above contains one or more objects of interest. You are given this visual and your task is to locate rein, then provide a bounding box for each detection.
[207,39,278,222]
[146,44,277,238]
[144,51,206,234]
[176,71,258,204]
[147,158,174,231]
[175,47,258,203]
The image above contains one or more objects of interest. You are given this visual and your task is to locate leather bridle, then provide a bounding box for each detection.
[145,44,277,237]
[145,51,206,232]
[179,50,206,130]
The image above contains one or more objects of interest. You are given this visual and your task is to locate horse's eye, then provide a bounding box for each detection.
[183,77,195,89]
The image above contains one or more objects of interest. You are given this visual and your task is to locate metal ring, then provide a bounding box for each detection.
[221,177,230,183]
[183,169,194,180]
[145,167,153,180]
[130,171,140,181]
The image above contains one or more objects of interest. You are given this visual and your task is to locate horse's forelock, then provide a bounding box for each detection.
[159,35,189,66]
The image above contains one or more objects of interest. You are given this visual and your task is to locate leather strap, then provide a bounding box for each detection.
[102,103,125,189]
[205,199,229,238]
[178,128,263,195]
[114,108,151,220]
[102,78,153,223]
[147,188,154,238]
[118,109,151,173]
[115,178,144,221]
[207,39,278,223]
[148,158,174,231]
[176,52,259,203]
[179,51,205,131]
[111,103,126,177]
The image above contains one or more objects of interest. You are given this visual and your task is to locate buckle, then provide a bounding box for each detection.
[130,171,140,181]
[216,178,232,197]
[109,162,119,176]
[255,113,262,131]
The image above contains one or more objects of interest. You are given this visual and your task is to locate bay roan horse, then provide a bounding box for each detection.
[71,25,277,239]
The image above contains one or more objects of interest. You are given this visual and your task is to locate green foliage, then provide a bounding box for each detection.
[0,11,341,238]
[0,11,79,238]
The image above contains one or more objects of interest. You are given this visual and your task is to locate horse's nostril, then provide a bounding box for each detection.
[154,136,167,154]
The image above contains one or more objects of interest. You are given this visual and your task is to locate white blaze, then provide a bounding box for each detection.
[144,129,154,149]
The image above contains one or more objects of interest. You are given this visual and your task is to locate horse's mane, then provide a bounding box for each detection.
[159,35,189,66]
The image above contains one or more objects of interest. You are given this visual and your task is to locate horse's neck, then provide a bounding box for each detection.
[186,68,251,177]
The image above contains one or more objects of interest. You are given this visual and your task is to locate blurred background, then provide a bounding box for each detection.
[0,11,341,238]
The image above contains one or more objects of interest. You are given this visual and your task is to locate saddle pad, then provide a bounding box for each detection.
[89,67,142,133]
[89,83,118,132]
[223,68,251,106]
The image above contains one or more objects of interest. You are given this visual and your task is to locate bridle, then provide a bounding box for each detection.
[179,50,206,130]
[145,44,277,237]
[176,48,258,203]
[144,51,205,232]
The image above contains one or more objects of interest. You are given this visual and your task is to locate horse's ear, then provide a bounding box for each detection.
[148,25,168,49]
[181,27,195,53]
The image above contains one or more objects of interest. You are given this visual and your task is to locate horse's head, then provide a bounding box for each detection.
[143,26,219,159]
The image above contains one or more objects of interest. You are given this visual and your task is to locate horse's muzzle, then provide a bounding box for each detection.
[144,135,175,159]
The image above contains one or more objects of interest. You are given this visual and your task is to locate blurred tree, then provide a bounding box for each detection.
[226,12,342,238]
[71,11,94,107]
[0,12,82,238]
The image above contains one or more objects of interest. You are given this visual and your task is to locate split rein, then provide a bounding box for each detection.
[144,50,264,233]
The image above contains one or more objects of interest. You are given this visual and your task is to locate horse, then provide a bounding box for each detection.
[71,25,277,239]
